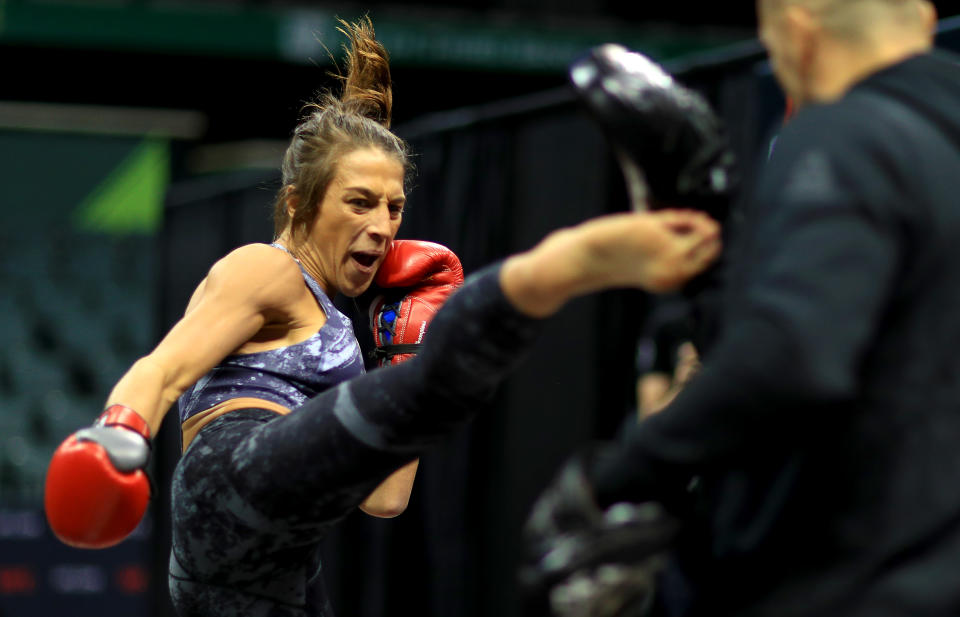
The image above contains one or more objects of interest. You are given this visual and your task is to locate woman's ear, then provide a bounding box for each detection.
[285,186,299,220]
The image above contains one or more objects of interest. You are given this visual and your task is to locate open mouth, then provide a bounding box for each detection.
[351,251,380,269]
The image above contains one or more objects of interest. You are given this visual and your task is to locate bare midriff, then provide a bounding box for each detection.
[181,397,291,453]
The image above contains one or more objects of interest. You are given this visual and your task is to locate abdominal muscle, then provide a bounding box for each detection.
[181,397,291,453]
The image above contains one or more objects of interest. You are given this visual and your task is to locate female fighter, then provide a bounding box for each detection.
[44,17,721,617]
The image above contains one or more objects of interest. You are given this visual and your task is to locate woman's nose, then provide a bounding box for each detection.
[366,203,393,237]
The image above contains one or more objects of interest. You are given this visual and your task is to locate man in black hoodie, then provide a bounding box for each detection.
[528,1,960,616]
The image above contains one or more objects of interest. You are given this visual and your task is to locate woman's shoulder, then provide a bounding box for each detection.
[212,243,295,272]
[207,243,305,302]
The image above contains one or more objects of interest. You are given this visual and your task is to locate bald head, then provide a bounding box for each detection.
[758,0,936,106]
[760,0,935,42]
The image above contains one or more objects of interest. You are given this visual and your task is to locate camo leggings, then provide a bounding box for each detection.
[168,264,541,617]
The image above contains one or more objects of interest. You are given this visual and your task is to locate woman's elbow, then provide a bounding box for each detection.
[360,496,410,519]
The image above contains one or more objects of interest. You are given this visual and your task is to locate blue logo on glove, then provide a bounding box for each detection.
[378,302,401,345]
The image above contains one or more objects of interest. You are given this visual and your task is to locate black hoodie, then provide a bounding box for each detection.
[595,51,960,617]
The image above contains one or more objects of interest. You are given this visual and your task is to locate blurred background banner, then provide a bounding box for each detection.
[3,1,960,616]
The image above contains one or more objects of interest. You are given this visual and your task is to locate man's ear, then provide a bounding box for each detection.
[782,3,821,97]
[783,3,819,51]
[918,1,938,35]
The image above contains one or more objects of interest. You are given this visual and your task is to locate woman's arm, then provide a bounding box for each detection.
[359,459,420,518]
[638,342,700,419]
[105,244,304,435]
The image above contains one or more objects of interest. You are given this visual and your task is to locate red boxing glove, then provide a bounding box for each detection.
[371,240,464,366]
[44,405,151,549]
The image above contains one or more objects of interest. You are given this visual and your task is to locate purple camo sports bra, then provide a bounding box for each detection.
[178,244,365,424]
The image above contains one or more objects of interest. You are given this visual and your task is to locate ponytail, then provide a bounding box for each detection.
[273,16,410,241]
[338,16,394,128]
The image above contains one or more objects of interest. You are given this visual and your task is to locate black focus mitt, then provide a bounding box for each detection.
[519,453,681,617]
[570,43,737,220]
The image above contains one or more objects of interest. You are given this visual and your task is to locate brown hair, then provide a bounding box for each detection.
[273,16,411,240]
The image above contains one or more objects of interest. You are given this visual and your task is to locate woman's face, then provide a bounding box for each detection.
[307,147,405,297]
